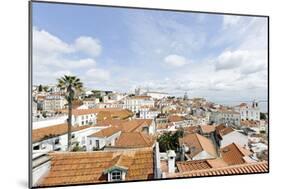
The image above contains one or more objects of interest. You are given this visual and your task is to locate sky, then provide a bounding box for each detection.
[32,2,268,106]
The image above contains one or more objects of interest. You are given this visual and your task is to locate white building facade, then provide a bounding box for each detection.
[235,101,260,121]
[87,129,121,150]
[210,110,241,126]
[32,126,105,152]
[72,112,97,126]
[42,94,67,111]
[139,107,160,119]
[123,96,154,113]
[144,92,169,100]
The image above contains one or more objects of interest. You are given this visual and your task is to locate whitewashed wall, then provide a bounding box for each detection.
[220,132,248,148]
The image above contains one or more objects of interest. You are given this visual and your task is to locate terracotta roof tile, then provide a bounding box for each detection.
[200,125,216,134]
[89,127,121,138]
[168,161,268,178]
[206,159,228,168]
[32,124,92,143]
[60,108,133,119]
[215,124,234,137]
[184,126,200,134]
[97,119,153,133]
[241,120,260,127]
[114,132,155,148]
[168,115,185,123]
[220,143,253,165]
[157,123,169,129]
[177,160,212,172]
[37,149,154,187]
[179,133,217,158]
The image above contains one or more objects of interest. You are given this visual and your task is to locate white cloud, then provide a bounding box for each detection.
[33,27,106,86]
[125,12,206,62]
[33,27,73,56]
[74,36,102,57]
[53,70,73,78]
[86,68,110,81]
[33,14,267,105]
[223,15,241,29]
[215,50,246,70]
[164,54,189,67]
[215,49,267,75]
[56,58,96,69]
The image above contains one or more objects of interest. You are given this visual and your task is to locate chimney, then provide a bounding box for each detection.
[181,144,189,161]
[154,142,162,179]
[167,150,176,173]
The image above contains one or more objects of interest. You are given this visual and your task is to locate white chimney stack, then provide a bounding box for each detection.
[154,142,162,179]
[167,150,176,173]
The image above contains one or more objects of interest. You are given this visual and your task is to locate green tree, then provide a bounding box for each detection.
[157,129,184,152]
[57,75,83,151]
[43,86,49,92]
[38,84,43,92]
[260,112,267,120]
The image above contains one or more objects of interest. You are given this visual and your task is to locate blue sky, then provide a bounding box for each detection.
[32,2,268,105]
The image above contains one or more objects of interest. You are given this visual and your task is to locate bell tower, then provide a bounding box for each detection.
[252,99,258,108]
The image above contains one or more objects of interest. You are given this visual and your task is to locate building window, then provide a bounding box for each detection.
[54,139,59,145]
[95,140,100,148]
[89,140,92,145]
[33,145,40,150]
[111,170,122,181]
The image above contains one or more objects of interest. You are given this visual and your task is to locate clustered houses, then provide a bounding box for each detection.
[139,106,160,119]
[32,85,268,187]
[135,88,169,99]
[123,95,155,114]
[210,109,241,126]
[32,123,105,152]
[42,94,67,111]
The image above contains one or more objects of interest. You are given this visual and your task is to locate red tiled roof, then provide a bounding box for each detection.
[179,133,217,158]
[32,124,92,143]
[168,115,185,123]
[97,119,153,134]
[215,124,234,138]
[177,159,227,172]
[167,161,268,178]
[37,149,154,187]
[114,132,155,148]
[241,120,260,127]
[200,125,216,134]
[184,126,200,134]
[60,108,133,118]
[220,143,253,165]
[89,127,121,138]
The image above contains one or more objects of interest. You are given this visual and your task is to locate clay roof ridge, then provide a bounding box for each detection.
[181,161,268,175]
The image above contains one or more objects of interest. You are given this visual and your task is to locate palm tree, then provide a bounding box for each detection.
[57,75,83,151]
